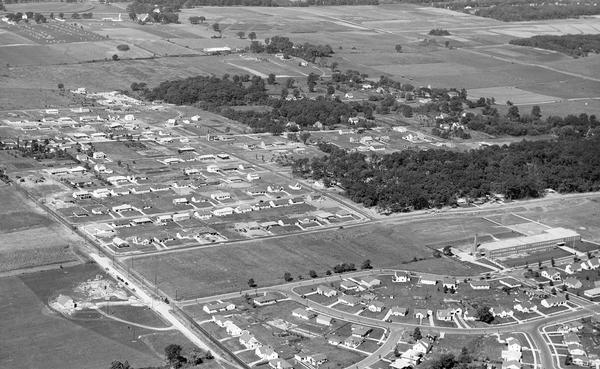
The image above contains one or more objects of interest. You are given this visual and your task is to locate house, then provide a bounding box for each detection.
[393,271,410,283]
[269,358,292,369]
[506,337,521,352]
[514,301,537,313]
[499,278,521,288]
[316,314,332,326]
[564,263,578,275]
[211,191,231,201]
[226,323,244,337]
[203,302,235,314]
[436,308,454,322]
[327,335,343,346]
[340,280,360,291]
[584,287,600,298]
[573,355,589,367]
[462,309,477,321]
[73,190,92,200]
[442,277,457,289]
[568,343,586,356]
[469,280,490,290]
[368,301,385,313]
[351,324,372,337]
[292,308,316,320]
[253,294,279,306]
[360,276,381,288]
[491,305,513,318]
[501,350,522,362]
[390,358,416,369]
[212,315,231,327]
[541,296,567,308]
[420,276,437,285]
[317,285,337,297]
[501,360,521,369]
[413,340,430,354]
[541,267,562,281]
[564,277,583,289]
[307,354,327,366]
[256,345,278,361]
[239,331,260,349]
[588,257,600,269]
[212,207,234,217]
[338,294,359,307]
[389,306,408,317]
[563,332,580,345]
[344,336,363,349]
[414,309,430,320]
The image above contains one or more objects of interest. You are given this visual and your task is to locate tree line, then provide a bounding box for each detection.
[249,35,334,63]
[291,135,600,213]
[509,34,600,58]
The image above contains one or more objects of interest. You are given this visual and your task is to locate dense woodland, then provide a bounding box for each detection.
[123,0,376,11]
[249,35,334,63]
[291,136,600,213]
[509,34,600,58]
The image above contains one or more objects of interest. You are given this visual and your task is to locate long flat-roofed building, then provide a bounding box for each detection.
[478,227,580,259]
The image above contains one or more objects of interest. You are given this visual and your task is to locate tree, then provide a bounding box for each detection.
[551,257,555,266]
[59,12,64,19]
[57,83,64,91]
[507,105,520,120]
[49,12,54,19]
[165,344,183,364]
[128,11,136,20]
[412,327,422,340]
[267,73,276,85]
[285,78,295,89]
[330,61,338,71]
[458,346,471,363]
[300,132,311,144]
[109,361,131,369]
[283,272,293,282]
[565,353,573,365]
[395,44,402,53]
[248,31,257,40]
[327,85,335,95]
[236,31,245,39]
[248,278,256,287]
[189,16,201,24]
[71,12,80,19]
[531,105,542,119]
[361,259,372,270]
[476,306,494,323]
[309,270,318,278]
[442,245,453,256]
[199,16,206,23]
[112,54,119,61]
[212,23,220,34]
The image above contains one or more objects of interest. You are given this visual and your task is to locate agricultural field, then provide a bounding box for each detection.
[131,215,505,299]
[0,264,178,369]
[0,185,80,273]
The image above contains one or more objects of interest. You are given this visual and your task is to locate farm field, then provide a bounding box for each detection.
[0,264,172,369]
[0,186,80,272]
[131,216,504,299]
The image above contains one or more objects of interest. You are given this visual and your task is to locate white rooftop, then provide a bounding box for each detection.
[480,227,580,252]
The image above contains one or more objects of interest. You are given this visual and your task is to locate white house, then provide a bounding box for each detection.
[292,308,316,320]
[420,276,437,285]
[469,280,490,290]
[316,315,332,326]
[541,268,562,281]
[506,337,521,352]
[367,301,385,313]
[316,285,337,297]
[256,345,279,360]
[413,340,430,354]
[203,302,235,314]
[360,276,381,288]
[393,271,409,283]
[226,323,244,337]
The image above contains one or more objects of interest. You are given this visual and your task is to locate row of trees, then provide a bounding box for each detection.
[509,34,600,58]
[292,135,600,213]
[474,3,600,21]
[248,35,334,63]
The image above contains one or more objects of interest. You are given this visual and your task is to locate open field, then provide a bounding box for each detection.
[0,264,169,369]
[467,86,559,106]
[0,186,80,272]
[131,216,505,298]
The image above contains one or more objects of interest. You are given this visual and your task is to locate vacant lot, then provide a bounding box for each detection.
[132,216,501,298]
[0,265,167,369]
[0,186,80,272]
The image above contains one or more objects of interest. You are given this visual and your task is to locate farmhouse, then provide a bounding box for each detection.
[478,227,580,259]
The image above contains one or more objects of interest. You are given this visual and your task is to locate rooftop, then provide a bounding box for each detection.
[479,227,580,251]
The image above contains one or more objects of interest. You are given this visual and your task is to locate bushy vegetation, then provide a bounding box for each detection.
[509,34,600,58]
[292,135,600,213]
[123,0,376,11]
[249,35,334,63]
[116,44,130,51]
[429,28,450,36]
